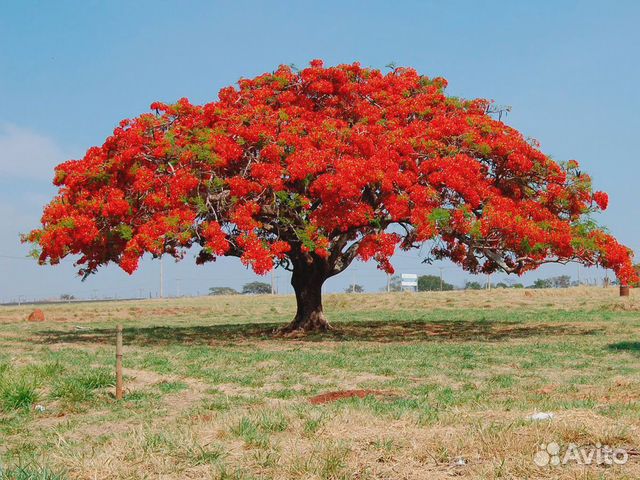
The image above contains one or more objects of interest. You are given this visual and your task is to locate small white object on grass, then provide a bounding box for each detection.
[452,458,466,467]
[528,412,554,421]
[34,404,46,413]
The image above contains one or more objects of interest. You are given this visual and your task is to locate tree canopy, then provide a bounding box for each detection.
[465,281,483,290]
[242,281,272,295]
[530,275,572,289]
[346,284,364,293]
[208,286,238,296]
[26,60,637,331]
[417,274,454,291]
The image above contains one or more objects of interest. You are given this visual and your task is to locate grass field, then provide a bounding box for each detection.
[1,287,640,479]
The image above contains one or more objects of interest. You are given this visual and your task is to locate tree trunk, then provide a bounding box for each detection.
[280,259,331,333]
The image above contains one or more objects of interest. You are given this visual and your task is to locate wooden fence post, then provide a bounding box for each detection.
[116,324,123,400]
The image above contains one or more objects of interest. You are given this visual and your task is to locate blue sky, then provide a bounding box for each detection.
[1,0,638,301]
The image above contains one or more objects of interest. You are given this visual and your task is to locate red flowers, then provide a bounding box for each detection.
[357,233,400,273]
[593,191,609,210]
[231,202,262,230]
[26,61,637,286]
[202,222,230,255]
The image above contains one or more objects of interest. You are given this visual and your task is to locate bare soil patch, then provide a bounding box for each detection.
[308,389,397,405]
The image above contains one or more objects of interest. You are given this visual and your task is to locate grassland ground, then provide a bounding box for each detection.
[1,287,640,479]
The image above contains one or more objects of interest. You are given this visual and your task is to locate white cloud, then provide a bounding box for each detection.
[0,124,71,181]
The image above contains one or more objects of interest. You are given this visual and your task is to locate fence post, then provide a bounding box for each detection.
[116,324,123,400]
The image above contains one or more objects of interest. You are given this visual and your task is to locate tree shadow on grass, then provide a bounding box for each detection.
[608,342,640,353]
[33,317,604,347]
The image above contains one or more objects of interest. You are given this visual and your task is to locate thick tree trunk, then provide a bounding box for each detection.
[280,259,331,333]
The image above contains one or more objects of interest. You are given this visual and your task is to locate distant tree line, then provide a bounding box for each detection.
[345,284,365,293]
[464,275,572,290]
[385,274,454,292]
[529,275,572,289]
[209,281,272,296]
[463,281,524,290]
[212,270,611,297]
[466,274,579,289]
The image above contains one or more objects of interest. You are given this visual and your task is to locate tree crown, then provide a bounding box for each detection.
[417,275,454,291]
[26,60,637,285]
[242,281,271,295]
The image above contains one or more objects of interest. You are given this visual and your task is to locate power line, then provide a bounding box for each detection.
[0,254,32,260]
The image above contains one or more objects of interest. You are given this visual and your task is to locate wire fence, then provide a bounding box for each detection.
[0,251,613,305]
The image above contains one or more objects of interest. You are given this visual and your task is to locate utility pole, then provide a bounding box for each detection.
[159,256,164,298]
[386,274,391,293]
[352,269,356,293]
[439,267,444,291]
[271,270,278,295]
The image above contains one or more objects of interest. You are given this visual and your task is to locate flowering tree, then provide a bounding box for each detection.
[26,61,637,332]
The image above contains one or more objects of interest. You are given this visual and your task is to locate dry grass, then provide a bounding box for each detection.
[1,287,640,479]
[2,285,636,326]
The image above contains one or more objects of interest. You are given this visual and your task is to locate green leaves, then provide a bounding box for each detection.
[296,226,319,251]
[116,224,133,241]
[57,218,76,229]
[278,110,290,122]
[275,191,307,210]
[428,208,451,228]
